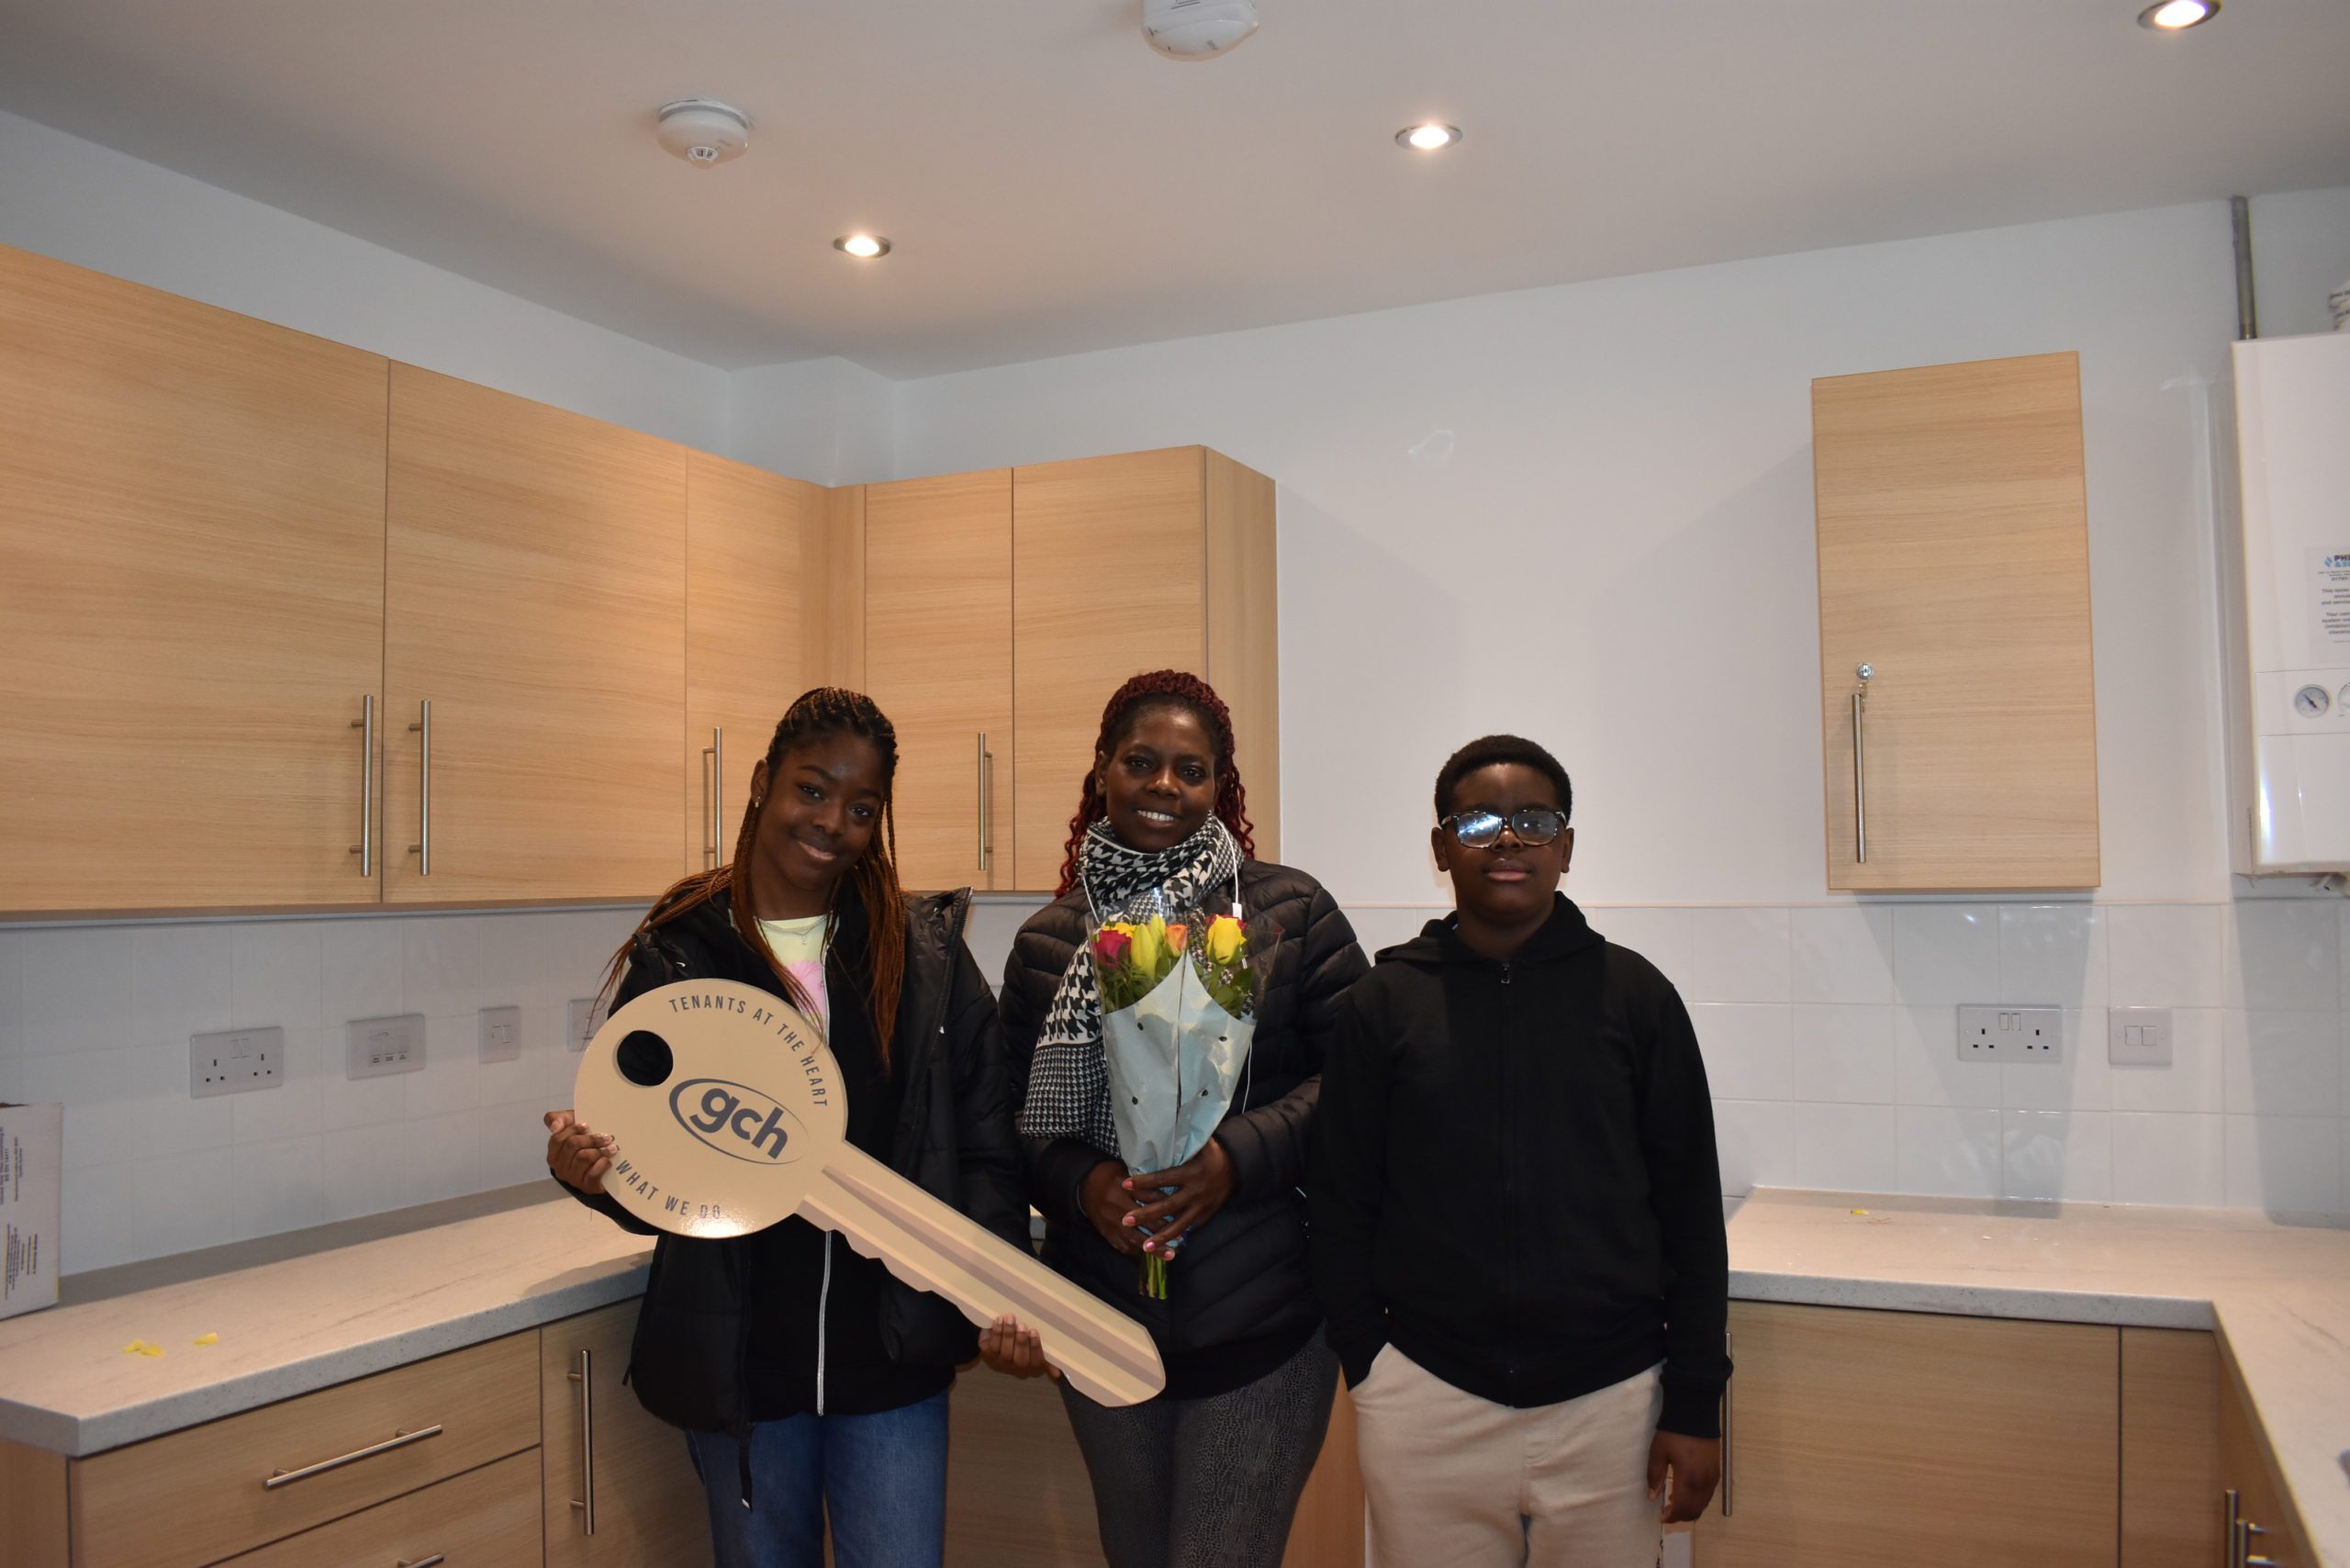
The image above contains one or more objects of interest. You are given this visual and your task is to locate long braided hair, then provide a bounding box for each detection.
[1055,669,1257,898]
[605,688,910,1070]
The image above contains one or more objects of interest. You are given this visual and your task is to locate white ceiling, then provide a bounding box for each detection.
[2,1,2345,378]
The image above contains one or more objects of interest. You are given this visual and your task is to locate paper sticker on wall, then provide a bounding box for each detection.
[2311,548,2350,652]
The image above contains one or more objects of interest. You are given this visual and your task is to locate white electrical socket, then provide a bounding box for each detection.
[347,1014,426,1079]
[479,1005,521,1063]
[1957,1005,2064,1062]
[2109,1007,2175,1067]
[567,996,608,1054]
[191,1026,284,1098]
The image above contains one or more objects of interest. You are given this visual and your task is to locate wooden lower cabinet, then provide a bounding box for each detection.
[224,1450,541,1566]
[542,1301,711,1568]
[946,1365,1104,1566]
[1693,1302,2119,1568]
[2221,1349,2313,1568]
[71,1334,539,1568]
[1282,1383,1363,1568]
[2121,1327,2223,1568]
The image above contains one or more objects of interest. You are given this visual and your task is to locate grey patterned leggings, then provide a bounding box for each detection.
[1059,1332,1340,1568]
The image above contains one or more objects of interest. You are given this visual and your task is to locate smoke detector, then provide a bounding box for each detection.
[1143,0,1260,60]
[655,99,751,167]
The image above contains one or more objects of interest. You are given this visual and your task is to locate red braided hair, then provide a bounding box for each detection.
[1056,669,1258,897]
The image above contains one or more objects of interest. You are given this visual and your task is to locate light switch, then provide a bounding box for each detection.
[479,1004,521,1063]
[2108,1007,2174,1067]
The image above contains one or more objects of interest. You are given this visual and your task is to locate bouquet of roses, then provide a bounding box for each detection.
[1087,890,1270,1297]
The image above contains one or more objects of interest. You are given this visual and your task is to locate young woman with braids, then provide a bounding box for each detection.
[542,688,1035,1568]
[1000,669,1370,1568]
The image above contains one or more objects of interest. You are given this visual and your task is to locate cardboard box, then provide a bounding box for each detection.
[0,1102,62,1320]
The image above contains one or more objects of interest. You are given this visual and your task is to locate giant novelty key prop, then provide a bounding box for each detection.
[575,979,1165,1406]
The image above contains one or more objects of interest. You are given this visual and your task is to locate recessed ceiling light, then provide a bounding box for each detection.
[1396,122,1462,152]
[2138,0,2217,29]
[834,234,891,260]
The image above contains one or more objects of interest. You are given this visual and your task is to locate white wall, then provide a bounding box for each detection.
[727,355,897,486]
[0,109,732,449]
[2252,185,2350,340]
[895,197,2283,909]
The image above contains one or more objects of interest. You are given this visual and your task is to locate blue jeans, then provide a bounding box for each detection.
[683,1393,950,1568]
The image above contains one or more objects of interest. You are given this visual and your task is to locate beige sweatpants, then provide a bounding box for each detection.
[1352,1347,1664,1568]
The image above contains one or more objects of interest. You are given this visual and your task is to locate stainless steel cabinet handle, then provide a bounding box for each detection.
[1852,665,1873,864]
[701,726,724,868]
[397,1556,447,1568]
[568,1347,598,1535]
[2223,1489,2242,1568]
[1720,1328,1733,1518]
[2244,1517,2277,1568]
[262,1423,443,1489]
[349,695,374,877]
[976,732,993,874]
[406,699,431,876]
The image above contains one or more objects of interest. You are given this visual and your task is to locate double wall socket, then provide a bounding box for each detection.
[1958,1005,2063,1062]
[190,1027,284,1098]
[348,1014,426,1079]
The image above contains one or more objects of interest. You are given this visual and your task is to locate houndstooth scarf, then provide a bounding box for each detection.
[1018,816,1242,1156]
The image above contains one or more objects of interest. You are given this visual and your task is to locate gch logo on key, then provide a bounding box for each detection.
[670,1078,803,1163]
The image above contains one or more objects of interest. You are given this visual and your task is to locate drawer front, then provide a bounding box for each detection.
[222,1450,542,1568]
[72,1334,538,1568]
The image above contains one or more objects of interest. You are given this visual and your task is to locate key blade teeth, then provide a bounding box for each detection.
[802,1151,1165,1405]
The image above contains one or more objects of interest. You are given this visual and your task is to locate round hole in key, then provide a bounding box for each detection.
[615,1029,675,1088]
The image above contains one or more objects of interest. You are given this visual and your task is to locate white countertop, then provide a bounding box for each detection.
[0,1184,2344,1564]
[0,1185,652,1455]
[1725,1188,2350,1568]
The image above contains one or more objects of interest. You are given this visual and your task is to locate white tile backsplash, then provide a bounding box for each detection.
[1998,905,2106,1010]
[9,897,2344,1271]
[2001,1109,2113,1202]
[1686,908,1791,1003]
[1789,905,1896,1004]
[2108,904,2227,1009]
[1891,906,1998,1005]
[2112,1113,2228,1207]
[1786,1004,1895,1104]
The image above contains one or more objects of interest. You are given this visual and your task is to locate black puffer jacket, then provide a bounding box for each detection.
[1001,860,1367,1395]
[563,884,1024,1446]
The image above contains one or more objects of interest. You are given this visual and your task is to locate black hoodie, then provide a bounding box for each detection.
[1308,895,1731,1439]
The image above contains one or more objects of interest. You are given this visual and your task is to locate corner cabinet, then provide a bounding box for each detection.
[1010,448,1279,891]
[1814,352,2099,891]
[0,244,390,914]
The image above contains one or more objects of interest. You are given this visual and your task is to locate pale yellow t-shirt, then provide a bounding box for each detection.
[755,913,832,1037]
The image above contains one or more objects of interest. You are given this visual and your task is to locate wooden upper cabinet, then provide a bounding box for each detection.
[1010,447,1279,892]
[0,243,389,914]
[1815,352,2098,890]
[384,365,687,904]
[1695,1302,2120,1568]
[865,470,1015,892]
[686,452,831,873]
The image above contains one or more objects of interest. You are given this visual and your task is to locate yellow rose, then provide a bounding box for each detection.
[1205,914,1247,965]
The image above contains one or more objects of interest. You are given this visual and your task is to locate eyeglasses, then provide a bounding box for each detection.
[1440,807,1569,849]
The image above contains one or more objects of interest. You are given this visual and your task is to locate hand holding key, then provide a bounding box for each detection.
[575,979,1164,1406]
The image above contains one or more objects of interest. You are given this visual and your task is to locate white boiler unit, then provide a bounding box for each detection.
[2229,331,2350,875]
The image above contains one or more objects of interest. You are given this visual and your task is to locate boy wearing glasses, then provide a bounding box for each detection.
[1309,734,1729,1566]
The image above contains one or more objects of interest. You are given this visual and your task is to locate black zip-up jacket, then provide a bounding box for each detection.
[1000,860,1367,1396]
[559,884,1025,1448]
[1308,895,1731,1438]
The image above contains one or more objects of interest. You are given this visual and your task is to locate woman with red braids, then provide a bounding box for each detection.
[999,669,1369,1568]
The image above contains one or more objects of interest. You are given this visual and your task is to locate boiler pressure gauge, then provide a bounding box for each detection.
[2293,684,2331,718]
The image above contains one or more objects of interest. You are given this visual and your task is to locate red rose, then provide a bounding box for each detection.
[1092,928,1132,969]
